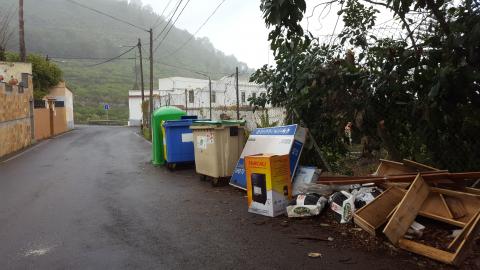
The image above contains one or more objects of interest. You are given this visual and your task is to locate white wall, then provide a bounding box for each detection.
[129,77,269,125]
[128,90,161,126]
[158,77,209,91]
[156,76,268,109]
[65,89,74,129]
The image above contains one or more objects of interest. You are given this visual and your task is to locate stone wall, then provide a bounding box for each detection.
[0,73,34,158]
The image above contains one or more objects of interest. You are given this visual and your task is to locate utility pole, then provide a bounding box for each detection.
[235,66,240,120]
[137,38,145,130]
[209,77,212,119]
[149,28,153,128]
[185,89,188,112]
[19,0,26,62]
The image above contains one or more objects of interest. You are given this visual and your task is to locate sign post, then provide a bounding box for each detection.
[104,104,110,121]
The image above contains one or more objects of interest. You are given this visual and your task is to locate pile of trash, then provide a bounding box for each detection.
[289,159,480,266]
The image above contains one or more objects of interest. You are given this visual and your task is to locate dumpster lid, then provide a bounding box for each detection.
[190,120,245,127]
[152,106,186,117]
[163,119,197,127]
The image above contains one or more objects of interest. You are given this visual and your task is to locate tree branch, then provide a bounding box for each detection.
[361,0,418,49]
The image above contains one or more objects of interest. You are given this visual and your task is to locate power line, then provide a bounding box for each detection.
[153,0,184,42]
[49,56,136,60]
[152,0,175,29]
[87,46,137,67]
[66,0,149,32]
[155,60,233,77]
[163,0,227,58]
[154,0,192,53]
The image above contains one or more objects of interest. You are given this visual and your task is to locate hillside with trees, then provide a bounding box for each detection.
[0,0,252,122]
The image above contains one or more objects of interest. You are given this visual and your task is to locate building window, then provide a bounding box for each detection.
[211,91,216,103]
[54,101,65,107]
[188,90,194,103]
[34,100,46,108]
[241,91,245,103]
[252,92,257,99]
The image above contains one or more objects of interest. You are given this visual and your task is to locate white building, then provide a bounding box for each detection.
[158,76,267,108]
[128,90,161,126]
[128,76,268,126]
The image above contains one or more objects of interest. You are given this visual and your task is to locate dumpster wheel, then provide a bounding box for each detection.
[211,177,221,187]
[166,163,176,171]
[211,177,229,187]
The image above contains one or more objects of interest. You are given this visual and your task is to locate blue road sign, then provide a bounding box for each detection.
[104,104,110,110]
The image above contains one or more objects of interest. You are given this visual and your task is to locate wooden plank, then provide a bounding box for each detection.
[402,159,440,171]
[444,196,466,219]
[317,172,461,185]
[377,182,409,190]
[353,187,405,235]
[439,194,455,219]
[388,187,472,227]
[353,215,376,235]
[374,159,417,176]
[430,187,480,199]
[448,211,480,251]
[452,211,480,265]
[398,239,455,265]
[383,174,430,244]
[464,187,480,195]
[398,212,480,266]
[419,192,469,227]
[428,187,480,225]
[419,211,466,227]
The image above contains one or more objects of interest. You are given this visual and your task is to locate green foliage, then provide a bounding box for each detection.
[254,0,480,171]
[142,127,151,141]
[6,52,63,99]
[255,109,279,128]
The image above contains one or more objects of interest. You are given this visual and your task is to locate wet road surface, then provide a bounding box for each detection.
[0,125,422,269]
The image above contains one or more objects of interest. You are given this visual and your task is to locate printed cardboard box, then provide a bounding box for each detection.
[230,124,307,190]
[246,154,292,217]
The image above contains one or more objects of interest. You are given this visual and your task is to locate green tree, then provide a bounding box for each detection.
[252,0,480,171]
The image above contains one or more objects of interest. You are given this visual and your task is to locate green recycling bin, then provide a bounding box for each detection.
[151,106,186,166]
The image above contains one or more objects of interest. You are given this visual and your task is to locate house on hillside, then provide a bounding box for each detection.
[33,81,75,141]
[157,76,267,109]
[127,76,268,126]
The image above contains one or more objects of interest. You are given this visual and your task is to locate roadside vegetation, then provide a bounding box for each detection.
[5,52,63,99]
[250,0,480,172]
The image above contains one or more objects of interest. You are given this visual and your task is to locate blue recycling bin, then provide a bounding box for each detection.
[163,119,196,167]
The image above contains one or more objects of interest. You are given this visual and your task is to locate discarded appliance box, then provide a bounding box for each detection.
[230,124,307,190]
[246,154,292,217]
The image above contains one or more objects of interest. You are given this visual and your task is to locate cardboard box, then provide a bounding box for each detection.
[246,154,292,217]
[292,166,322,196]
[230,124,307,190]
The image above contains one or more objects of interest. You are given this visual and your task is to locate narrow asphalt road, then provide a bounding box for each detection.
[0,126,422,270]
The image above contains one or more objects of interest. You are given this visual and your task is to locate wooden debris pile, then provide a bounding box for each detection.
[317,159,480,266]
